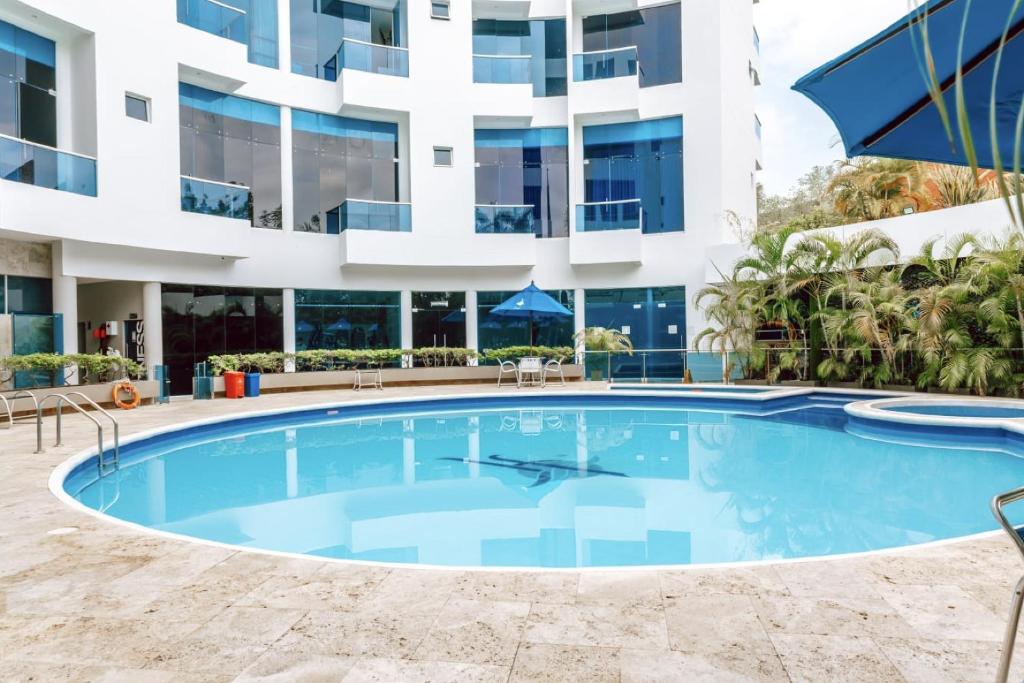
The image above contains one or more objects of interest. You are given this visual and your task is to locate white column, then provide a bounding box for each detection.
[276,0,291,74]
[576,411,588,475]
[282,287,296,372]
[400,289,413,366]
[142,281,163,378]
[280,107,294,231]
[285,428,298,498]
[468,416,480,478]
[403,418,415,485]
[465,290,478,364]
[573,288,585,362]
[51,243,78,384]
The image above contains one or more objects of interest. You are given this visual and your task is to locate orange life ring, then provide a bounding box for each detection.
[113,381,141,410]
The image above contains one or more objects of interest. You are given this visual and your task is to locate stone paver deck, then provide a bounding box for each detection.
[2,384,1024,682]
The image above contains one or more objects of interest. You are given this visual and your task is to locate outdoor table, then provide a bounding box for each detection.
[518,357,544,386]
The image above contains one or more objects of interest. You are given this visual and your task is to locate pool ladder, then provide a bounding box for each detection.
[992,486,1024,683]
[34,391,120,476]
[0,390,41,428]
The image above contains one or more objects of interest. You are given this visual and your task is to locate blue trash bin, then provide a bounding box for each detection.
[244,372,261,398]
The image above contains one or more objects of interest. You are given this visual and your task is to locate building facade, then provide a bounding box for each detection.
[0,0,761,393]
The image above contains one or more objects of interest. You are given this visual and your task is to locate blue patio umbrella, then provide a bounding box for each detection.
[793,0,1024,168]
[490,282,573,346]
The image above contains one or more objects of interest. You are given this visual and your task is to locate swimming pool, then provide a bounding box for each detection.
[880,403,1024,419]
[58,393,1024,569]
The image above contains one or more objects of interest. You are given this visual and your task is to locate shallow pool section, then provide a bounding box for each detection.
[62,395,1024,568]
[880,403,1024,419]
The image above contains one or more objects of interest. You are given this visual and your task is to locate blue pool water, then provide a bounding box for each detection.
[64,396,1024,568]
[610,385,775,393]
[881,404,1024,419]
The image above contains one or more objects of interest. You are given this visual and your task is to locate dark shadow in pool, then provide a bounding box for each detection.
[440,453,629,487]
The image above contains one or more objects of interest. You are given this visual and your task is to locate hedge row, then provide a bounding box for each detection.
[206,346,575,375]
[0,353,142,382]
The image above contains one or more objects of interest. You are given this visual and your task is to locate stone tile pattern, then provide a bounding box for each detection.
[1,384,1023,681]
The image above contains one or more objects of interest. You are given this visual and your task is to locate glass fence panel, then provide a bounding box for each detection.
[572,47,638,82]
[329,40,409,79]
[472,55,531,84]
[178,0,247,43]
[180,177,251,219]
[0,136,97,197]
[474,205,535,234]
[339,200,411,232]
[575,200,642,232]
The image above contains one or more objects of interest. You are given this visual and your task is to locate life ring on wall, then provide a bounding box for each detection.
[113,381,141,410]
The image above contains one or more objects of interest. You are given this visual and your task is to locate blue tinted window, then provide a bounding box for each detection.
[475,128,569,238]
[295,289,401,351]
[472,18,566,97]
[5,275,52,314]
[177,0,279,68]
[291,0,402,79]
[582,117,683,234]
[581,3,680,88]
[477,290,574,351]
[292,109,399,233]
[584,287,686,379]
[178,83,282,227]
[0,19,56,146]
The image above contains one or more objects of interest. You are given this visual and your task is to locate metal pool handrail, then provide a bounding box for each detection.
[0,390,39,428]
[991,486,1024,683]
[36,392,120,474]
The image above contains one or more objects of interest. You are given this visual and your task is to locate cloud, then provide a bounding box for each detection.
[756,1,911,195]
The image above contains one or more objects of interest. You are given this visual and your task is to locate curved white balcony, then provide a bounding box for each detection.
[570,199,642,265]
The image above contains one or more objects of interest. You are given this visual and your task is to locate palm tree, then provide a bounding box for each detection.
[734,225,806,336]
[827,157,925,222]
[844,267,913,387]
[574,327,633,353]
[975,232,1024,348]
[694,267,759,382]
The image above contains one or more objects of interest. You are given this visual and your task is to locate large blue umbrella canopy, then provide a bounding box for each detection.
[793,0,1024,168]
[489,282,573,346]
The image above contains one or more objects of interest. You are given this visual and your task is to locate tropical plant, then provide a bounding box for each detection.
[574,327,634,354]
[827,157,925,222]
[693,267,759,381]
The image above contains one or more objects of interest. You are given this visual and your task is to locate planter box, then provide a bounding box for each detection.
[2,380,160,417]
[211,364,583,396]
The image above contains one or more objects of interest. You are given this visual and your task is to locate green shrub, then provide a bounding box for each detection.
[482,346,574,363]
[0,353,142,385]
[407,347,478,367]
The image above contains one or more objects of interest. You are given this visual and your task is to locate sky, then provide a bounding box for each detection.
[755,1,912,197]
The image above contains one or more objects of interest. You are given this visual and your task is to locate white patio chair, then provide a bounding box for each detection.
[519,357,543,386]
[498,360,520,388]
[542,358,565,387]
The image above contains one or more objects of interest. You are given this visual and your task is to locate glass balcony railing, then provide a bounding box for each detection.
[338,199,411,232]
[0,134,97,197]
[475,205,535,234]
[177,0,247,44]
[472,54,532,84]
[324,38,409,80]
[180,176,251,220]
[572,46,638,82]
[575,199,643,232]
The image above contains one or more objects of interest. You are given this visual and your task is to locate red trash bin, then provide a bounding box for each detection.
[223,371,245,399]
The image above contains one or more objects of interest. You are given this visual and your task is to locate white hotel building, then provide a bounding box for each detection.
[0,0,761,394]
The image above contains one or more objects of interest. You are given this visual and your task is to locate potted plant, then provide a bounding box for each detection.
[574,327,633,381]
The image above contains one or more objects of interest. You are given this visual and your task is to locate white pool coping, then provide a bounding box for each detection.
[845,395,1024,437]
[46,387,1015,573]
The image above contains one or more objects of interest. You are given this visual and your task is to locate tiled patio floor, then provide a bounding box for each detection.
[2,384,1023,682]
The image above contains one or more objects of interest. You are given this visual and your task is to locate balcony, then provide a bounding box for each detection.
[0,134,97,197]
[572,46,638,82]
[575,199,643,232]
[474,205,535,234]
[180,176,250,220]
[325,39,409,80]
[177,0,247,44]
[337,199,411,232]
[472,54,531,84]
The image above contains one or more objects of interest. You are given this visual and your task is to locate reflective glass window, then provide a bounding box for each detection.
[179,83,282,228]
[472,18,566,97]
[581,3,680,88]
[582,117,683,234]
[0,19,56,144]
[5,275,52,314]
[295,289,401,351]
[291,0,403,79]
[475,128,569,238]
[477,290,574,353]
[291,109,399,233]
